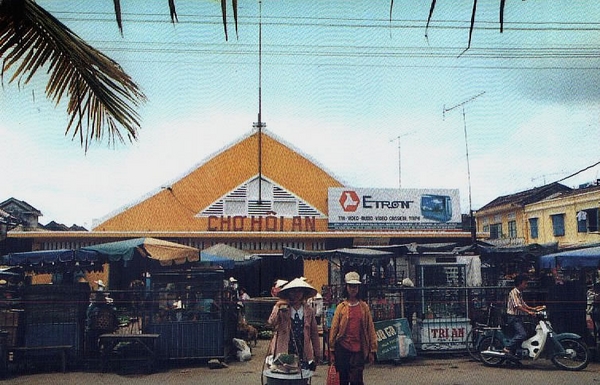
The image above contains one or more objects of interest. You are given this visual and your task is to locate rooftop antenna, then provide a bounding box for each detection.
[252,0,266,203]
[443,91,485,243]
[389,131,415,188]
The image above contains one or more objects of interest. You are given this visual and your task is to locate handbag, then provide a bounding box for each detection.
[326,364,340,385]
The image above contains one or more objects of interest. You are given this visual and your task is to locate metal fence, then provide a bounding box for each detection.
[0,283,590,363]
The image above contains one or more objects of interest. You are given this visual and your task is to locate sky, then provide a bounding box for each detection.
[2,0,600,229]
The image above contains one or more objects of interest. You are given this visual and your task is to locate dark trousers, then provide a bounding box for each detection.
[334,343,365,385]
[506,315,527,355]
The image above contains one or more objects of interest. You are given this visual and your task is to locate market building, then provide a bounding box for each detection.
[3,130,599,367]
[4,129,475,296]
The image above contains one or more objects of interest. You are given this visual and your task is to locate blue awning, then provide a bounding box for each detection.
[4,249,99,266]
[200,254,236,269]
[540,246,600,269]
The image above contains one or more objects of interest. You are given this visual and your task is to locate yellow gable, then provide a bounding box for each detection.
[95,130,344,232]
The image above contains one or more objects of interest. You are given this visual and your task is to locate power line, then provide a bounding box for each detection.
[556,161,600,184]
[49,10,600,32]
[89,40,600,61]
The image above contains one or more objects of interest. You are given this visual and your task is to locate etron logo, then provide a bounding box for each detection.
[339,190,360,212]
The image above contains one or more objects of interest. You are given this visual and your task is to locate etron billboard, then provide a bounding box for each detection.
[328,188,462,230]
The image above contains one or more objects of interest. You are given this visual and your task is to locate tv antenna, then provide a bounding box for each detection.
[443,91,485,243]
[389,131,415,188]
[252,0,266,203]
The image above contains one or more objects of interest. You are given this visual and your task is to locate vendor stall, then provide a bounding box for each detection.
[539,246,600,348]
[1,250,96,369]
[1,238,232,368]
[284,244,485,355]
[413,258,472,351]
[143,268,230,361]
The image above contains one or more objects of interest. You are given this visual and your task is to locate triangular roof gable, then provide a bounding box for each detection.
[199,174,326,218]
[95,130,343,231]
[0,198,42,216]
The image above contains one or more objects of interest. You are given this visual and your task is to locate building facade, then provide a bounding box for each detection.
[524,184,600,248]
[475,183,572,246]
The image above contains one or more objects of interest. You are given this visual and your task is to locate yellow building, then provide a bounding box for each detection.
[475,183,572,246]
[524,184,600,248]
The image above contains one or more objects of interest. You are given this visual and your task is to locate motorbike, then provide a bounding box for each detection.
[479,307,590,371]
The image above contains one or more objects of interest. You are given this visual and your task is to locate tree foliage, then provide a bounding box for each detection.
[0,0,146,151]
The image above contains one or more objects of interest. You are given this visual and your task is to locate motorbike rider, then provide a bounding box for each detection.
[504,274,545,358]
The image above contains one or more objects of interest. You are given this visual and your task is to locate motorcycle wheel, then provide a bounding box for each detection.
[551,338,590,371]
[465,328,482,362]
[478,336,505,367]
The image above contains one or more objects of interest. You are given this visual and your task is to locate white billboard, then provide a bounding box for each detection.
[328,188,462,230]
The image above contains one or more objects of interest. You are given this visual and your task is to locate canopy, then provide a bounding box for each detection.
[4,249,99,266]
[540,246,600,269]
[81,237,199,266]
[200,243,260,269]
[200,253,235,269]
[284,247,393,266]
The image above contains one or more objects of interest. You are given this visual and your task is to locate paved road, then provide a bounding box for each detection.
[4,339,600,384]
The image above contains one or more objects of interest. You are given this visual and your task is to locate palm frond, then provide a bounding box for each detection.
[500,0,506,33]
[458,0,479,57]
[0,0,146,151]
[168,0,178,23]
[232,0,238,38]
[425,0,437,39]
[221,0,228,41]
[112,0,123,36]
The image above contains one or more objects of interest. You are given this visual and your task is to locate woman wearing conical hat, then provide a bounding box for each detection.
[267,277,321,369]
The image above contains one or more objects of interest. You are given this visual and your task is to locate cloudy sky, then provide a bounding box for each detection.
[1,1,599,229]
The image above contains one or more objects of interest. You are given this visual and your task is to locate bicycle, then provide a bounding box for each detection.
[465,303,501,361]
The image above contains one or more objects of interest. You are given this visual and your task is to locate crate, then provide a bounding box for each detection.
[147,320,224,359]
[24,322,79,349]
[0,310,20,327]
[3,326,20,348]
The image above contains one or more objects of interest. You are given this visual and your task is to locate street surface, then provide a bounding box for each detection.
[4,339,600,384]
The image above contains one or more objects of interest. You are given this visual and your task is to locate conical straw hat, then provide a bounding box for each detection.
[278,277,317,300]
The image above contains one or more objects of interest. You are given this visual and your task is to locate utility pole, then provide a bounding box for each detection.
[389,131,415,189]
[252,0,266,204]
[443,91,485,244]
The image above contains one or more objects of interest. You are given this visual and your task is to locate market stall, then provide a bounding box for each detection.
[143,267,229,361]
[284,244,485,356]
[284,246,418,361]
[413,255,478,351]
[1,249,98,370]
[539,245,600,348]
[80,238,232,362]
[1,238,232,369]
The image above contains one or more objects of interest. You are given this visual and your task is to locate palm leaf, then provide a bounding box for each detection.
[168,0,179,23]
[0,0,146,151]
[457,0,479,57]
[112,0,123,36]
[500,0,506,33]
[424,0,509,55]
[425,0,437,39]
